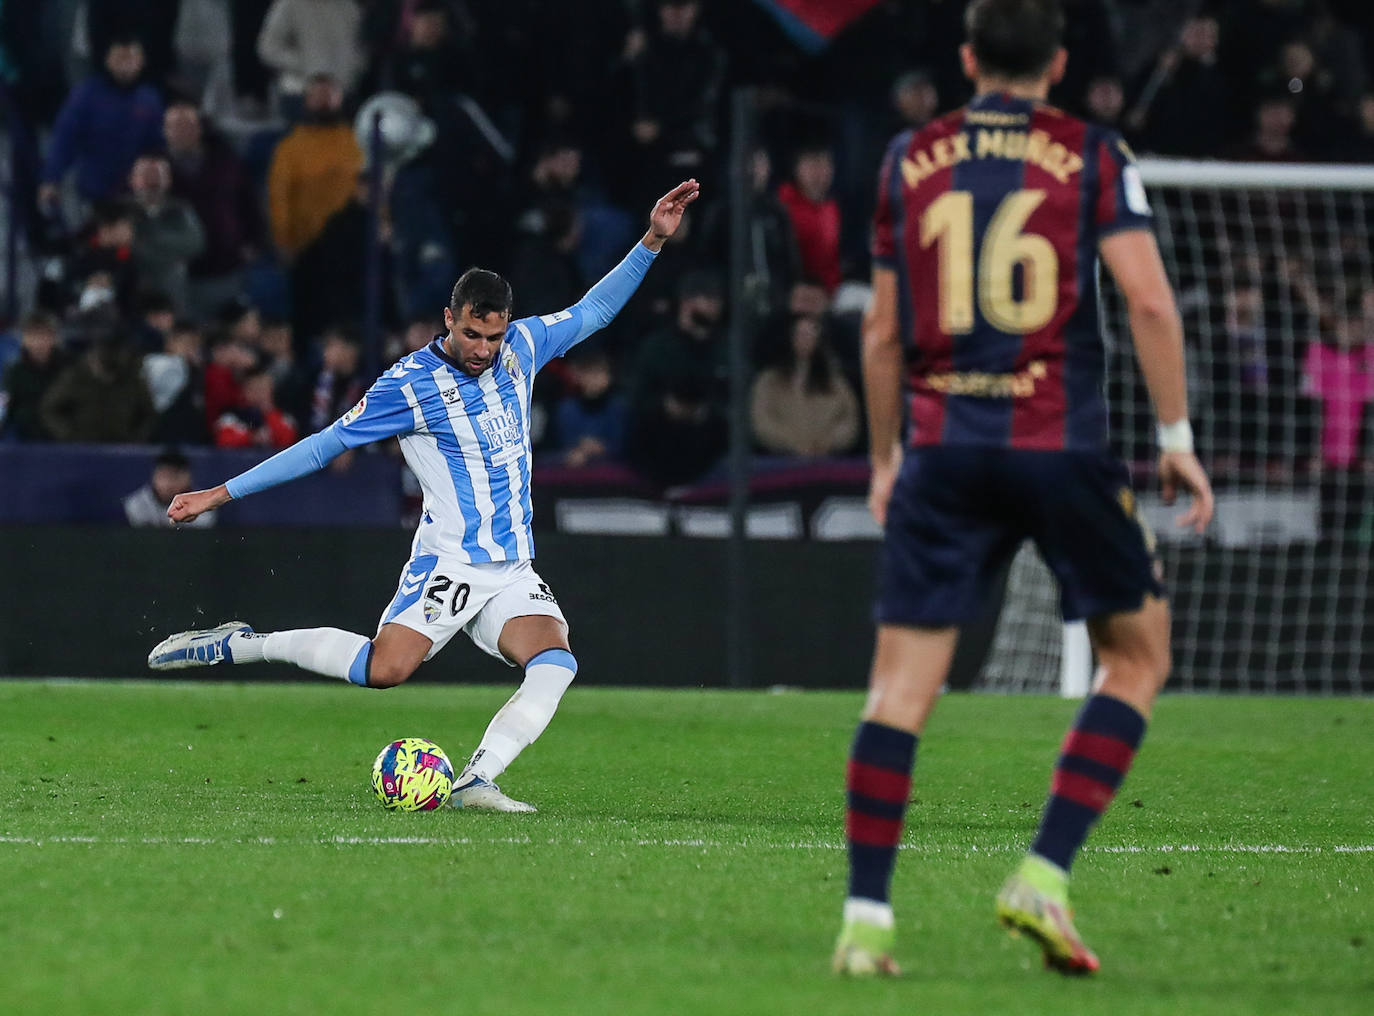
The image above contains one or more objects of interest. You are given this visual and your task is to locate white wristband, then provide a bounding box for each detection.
[1156,419,1194,454]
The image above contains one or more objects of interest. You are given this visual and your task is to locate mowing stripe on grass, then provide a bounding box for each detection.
[2,834,1371,853]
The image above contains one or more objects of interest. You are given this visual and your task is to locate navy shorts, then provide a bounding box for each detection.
[875,446,1165,626]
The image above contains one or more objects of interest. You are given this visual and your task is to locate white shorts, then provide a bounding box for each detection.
[377,554,567,665]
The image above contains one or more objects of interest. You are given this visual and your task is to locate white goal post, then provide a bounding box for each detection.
[980,157,1374,696]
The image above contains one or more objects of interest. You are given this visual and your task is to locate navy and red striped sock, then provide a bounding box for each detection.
[845,721,918,903]
[1030,694,1147,872]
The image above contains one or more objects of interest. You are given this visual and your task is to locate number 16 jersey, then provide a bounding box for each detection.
[872,91,1153,451]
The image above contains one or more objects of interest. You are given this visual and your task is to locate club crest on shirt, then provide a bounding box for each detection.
[501,346,524,382]
[341,395,367,425]
[423,599,442,623]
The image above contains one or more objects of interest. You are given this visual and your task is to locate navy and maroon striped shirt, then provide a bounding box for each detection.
[872,92,1153,451]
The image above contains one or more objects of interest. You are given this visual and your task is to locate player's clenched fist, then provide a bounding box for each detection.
[168,485,231,524]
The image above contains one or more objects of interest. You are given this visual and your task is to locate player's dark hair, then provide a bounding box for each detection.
[965,0,1064,80]
[451,269,513,319]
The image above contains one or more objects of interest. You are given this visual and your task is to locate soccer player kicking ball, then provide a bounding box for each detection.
[148,180,700,813]
[832,0,1214,977]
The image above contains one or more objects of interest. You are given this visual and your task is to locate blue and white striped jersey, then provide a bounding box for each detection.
[331,312,578,562]
[221,242,658,555]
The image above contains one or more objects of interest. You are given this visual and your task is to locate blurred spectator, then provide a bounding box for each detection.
[214,366,299,449]
[144,319,209,445]
[1049,0,1120,110]
[375,0,473,110]
[257,0,365,115]
[1227,92,1306,161]
[518,137,585,236]
[750,315,859,458]
[554,343,626,468]
[123,447,216,528]
[1303,290,1374,535]
[1303,293,1374,473]
[510,202,585,321]
[224,300,264,349]
[40,330,155,443]
[393,316,440,361]
[82,0,181,94]
[291,171,390,346]
[302,327,365,432]
[630,0,725,203]
[257,317,297,387]
[38,35,164,209]
[628,270,727,486]
[164,100,265,319]
[1084,75,1127,131]
[1,312,67,441]
[698,148,799,323]
[777,144,842,293]
[1258,40,1343,157]
[891,70,940,132]
[625,372,727,488]
[49,200,140,318]
[1126,15,1232,156]
[128,154,206,314]
[132,291,177,353]
[267,73,364,264]
[1347,93,1374,162]
[203,328,258,429]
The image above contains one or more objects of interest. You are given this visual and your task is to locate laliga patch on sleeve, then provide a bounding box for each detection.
[539,310,573,327]
[1123,165,1151,216]
[341,395,367,425]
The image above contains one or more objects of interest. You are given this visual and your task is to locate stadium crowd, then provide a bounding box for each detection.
[2,0,1373,501]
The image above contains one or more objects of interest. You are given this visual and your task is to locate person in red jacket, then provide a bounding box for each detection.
[777,143,842,293]
[213,366,298,449]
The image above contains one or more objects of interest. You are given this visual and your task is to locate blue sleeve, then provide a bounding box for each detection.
[42,84,88,184]
[330,369,418,448]
[224,370,418,498]
[524,242,658,371]
[224,427,348,499]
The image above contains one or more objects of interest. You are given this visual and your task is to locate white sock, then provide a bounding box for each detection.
[228,628,372,684]
[462,649,577,783]
[843,898,894,928]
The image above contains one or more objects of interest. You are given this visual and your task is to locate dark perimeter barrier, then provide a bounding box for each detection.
[0,527,885,687]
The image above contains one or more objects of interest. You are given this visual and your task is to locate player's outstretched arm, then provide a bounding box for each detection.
[862,266,902,526]
[1099,229,1214,533]
[165,427,351,523]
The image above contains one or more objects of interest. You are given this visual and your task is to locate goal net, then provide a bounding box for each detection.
[978,159,1374,696]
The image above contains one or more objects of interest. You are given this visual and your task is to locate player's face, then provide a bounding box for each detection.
[443,305,508,376]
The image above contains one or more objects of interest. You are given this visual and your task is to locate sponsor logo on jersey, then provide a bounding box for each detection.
[341,395,367,425]
[477,403,523,466]
[539,310,573,327]
[439,386,462,405]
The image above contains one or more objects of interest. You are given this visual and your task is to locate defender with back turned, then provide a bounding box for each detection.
[832,0,1215,977]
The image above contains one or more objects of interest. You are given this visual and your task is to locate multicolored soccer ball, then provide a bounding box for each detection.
[371,738,456,811]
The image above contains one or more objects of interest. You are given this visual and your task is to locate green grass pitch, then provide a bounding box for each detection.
[2,680,1370,1016]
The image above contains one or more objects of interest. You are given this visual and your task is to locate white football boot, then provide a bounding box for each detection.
[447,776,537,813]
[148,621,253,670]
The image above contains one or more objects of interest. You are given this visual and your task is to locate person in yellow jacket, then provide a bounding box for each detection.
[267,73,363,264]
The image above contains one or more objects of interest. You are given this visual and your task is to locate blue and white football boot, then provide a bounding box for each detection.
[447,775,537,813]
[147,621,253,671]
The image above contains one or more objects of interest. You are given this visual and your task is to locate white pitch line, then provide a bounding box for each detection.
[0,835,1371,855]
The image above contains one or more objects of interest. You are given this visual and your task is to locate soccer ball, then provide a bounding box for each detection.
[371,738,456,811]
